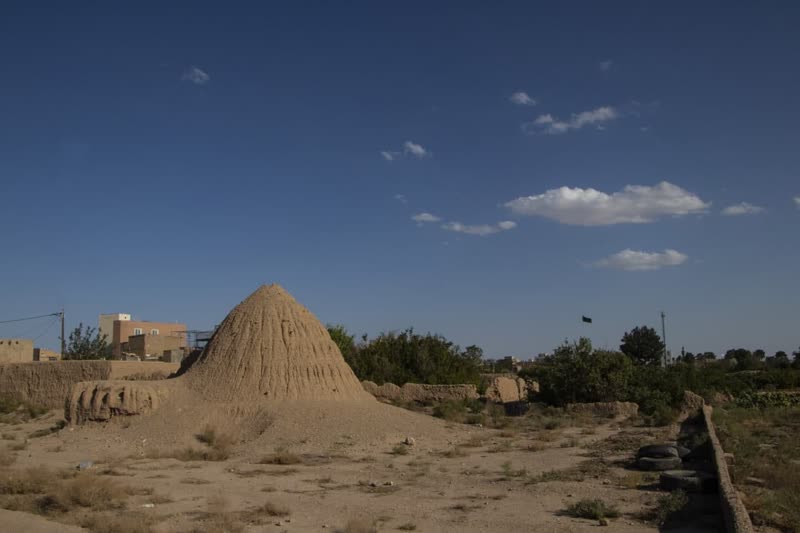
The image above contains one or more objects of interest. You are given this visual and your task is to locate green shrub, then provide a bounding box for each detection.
[564,499,620,520]
[654,490,689,525]
[327,326,483,387]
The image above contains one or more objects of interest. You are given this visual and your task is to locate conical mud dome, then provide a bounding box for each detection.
[184,284,371,402]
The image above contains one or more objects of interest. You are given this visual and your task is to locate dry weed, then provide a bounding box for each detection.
[259,447,303,465]
[438,446,468,458]
[336,518,378,533]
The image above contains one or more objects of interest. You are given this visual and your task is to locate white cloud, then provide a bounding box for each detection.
[793,196,800,208]
[441,220,517,236]
[411,212,441,223]
[394,194,407,204]
[510,91,536,106]
[524,106,618,135]
[403,141,429,158]
[594,249,688,271]
[381,141,429,161]
[497,220,517,230]
[505,181,710,226]
[721,202,765,216]
[599,60,613,71]
[181,66,210,85]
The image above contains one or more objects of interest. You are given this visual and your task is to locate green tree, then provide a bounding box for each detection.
[327,324,361,377]
[64,323,109,360]
[724,348,761,370]
[529,338,634,406]
[341,328,483,386]
[620,326,665,366]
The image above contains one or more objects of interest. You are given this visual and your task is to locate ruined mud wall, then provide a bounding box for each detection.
[481,374,537,403]
[0,361,179,409]
[362,381,479,403]
[565,401,639,418]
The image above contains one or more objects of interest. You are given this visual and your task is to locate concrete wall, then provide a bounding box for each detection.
[0,339,34,363]
[0,360,179,409]
[703,404,754,533]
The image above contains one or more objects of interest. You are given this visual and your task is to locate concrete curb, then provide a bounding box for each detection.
[702,405,754,533]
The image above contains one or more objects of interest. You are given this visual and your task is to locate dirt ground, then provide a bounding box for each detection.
[1,406,721,532]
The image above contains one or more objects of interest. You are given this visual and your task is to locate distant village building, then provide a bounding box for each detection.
[0,339,34,363]
[100,313,187,359]
[98,313,131,344]
[33,348,60,362]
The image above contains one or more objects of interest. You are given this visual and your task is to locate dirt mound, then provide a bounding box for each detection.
[62,285,471,453]
[66,284,371,424]
[184,285,370,401]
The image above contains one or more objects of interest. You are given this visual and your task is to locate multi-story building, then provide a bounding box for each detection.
[100,314,187,358]
[98,313,131,344]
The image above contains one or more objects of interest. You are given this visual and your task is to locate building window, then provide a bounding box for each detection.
[134,328,143,335]
[150,329,159,336]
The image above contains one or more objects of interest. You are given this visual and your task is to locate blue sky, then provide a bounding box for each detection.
[1,2,798,358]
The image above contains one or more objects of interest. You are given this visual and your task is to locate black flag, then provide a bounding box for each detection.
[582,316,592,323]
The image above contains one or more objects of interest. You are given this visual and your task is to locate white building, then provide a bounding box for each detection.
[98,313,130,343]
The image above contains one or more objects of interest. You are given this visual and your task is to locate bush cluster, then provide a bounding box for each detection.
[327,326,483,386]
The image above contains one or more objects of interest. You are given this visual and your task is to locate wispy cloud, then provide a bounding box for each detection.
[505,181,709,226]
[509,91,536,106]
[181,66,210,85]
[394,194,407,204]
[441,220,517,236]
[524,106,618,135]
[403,141,429,158]
[721,202,765,216]
[599,59,613,72]
[594,249,688,271]
[793,196,800,208]
[411,212,441,223]
[381,141,430,161]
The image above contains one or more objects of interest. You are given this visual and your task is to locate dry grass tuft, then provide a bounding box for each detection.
[0,449,15,467]
[336,517,378,533]
[397,522,417,530]
[390,444,409,456]
[248,501,291,518]
[79,511,154,533]
[258,447,303,465]
[438,446,468,458]
[181,477,212,484]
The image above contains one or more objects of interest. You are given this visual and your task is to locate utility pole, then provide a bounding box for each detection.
[661,311,667,367]
[60,309,65,358]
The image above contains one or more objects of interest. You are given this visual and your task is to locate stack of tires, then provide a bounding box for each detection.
[636,443,717,493]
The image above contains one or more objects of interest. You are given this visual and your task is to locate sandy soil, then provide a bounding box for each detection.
[0,407,724,532]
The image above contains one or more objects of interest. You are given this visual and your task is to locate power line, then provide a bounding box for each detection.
[33,316,60,342]
[0,312,61,325]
